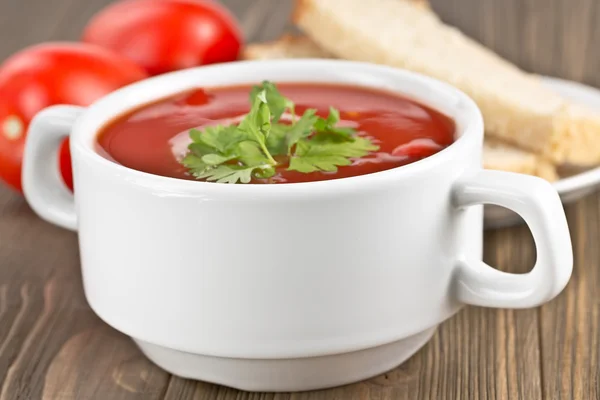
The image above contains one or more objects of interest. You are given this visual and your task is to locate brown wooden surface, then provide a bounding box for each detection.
[0,0,598,398]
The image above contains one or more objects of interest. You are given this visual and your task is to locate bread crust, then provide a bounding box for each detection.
[242,34,332,60]
[293,0,600,166]
[483,139,558,181]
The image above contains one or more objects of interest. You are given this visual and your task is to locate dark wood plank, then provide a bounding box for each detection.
[41,326,170,400]
[0,189,169,400]
[539,194,600,400]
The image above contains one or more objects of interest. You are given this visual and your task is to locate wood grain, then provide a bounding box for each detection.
[539,199,600,400]
[430,0,600,87]
[42,326,170,400]
[0,0,598,399]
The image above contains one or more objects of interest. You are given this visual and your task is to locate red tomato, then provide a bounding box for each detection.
[82,0,243,76]
[0,42,147,193]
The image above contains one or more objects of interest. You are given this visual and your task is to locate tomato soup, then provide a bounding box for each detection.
[97,83,455,183]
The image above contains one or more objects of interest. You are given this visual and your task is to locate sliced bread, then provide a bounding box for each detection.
[482,139,558,181]
[242,34,332,59]
[243,35,559,181]
[293,0,600,166]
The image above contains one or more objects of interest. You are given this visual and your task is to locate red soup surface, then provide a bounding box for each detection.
[97,83,455,183]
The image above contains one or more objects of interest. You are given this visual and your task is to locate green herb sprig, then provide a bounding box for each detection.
[181,81,379,184]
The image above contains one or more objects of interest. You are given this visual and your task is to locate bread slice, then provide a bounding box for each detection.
[242,34,332,59]
[482,139,558,181]
[243,36,559,181]
[293,0,600,166]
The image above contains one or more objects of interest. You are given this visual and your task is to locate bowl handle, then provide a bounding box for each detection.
[22,105,83,231]
[452,169,573,308]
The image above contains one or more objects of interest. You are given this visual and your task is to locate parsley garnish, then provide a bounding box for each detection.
[181,81,379,183]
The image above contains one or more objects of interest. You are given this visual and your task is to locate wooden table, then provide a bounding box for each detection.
[0,0,598,399]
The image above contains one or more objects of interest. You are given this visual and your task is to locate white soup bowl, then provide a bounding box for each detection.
[22,60,572,392]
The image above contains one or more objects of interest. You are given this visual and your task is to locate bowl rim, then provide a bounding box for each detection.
[71,59,483,195]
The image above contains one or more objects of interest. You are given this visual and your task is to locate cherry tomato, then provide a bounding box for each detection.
[0,42,147,193]
[82,0,243,76]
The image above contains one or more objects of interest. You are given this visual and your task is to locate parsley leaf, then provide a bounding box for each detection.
[181,81,379,184]
[251,81,294,122]
[264,109,318,156]
[183,145,274,184]
[193,164,275,184]
[266,124,290,155]
[238,90,276,164]
[181,153,210,177]
[284,108,318,154]
[235,141,272,166]
[189,126,248,156]
[201,153,235,165]
[314,107,356,139]
[288,135,380,173]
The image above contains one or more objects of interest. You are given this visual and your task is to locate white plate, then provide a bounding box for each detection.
[485,76,600,229]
